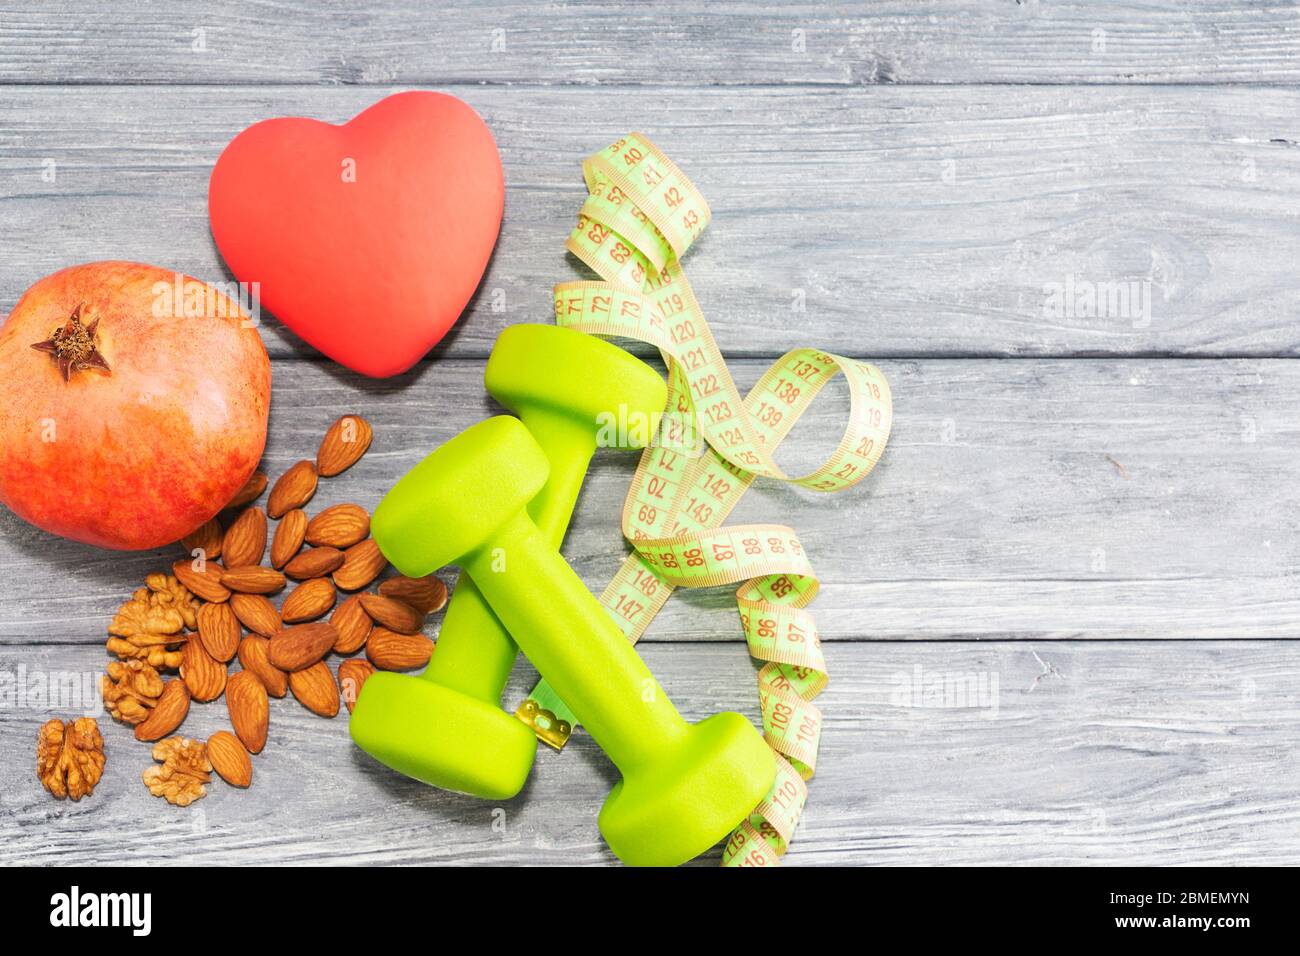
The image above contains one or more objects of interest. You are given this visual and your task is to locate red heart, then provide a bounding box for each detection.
[208,91,503,377]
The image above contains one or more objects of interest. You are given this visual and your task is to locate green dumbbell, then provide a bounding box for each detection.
[367,415,776,866]
[350,325,667,799]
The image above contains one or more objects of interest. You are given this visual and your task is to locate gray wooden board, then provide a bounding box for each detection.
[1,640,1297,866]
[2,84,1299,360]
[2,358,1300,646]
[4,2,1300,86]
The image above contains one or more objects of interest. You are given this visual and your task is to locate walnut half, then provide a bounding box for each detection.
[37,717,105,800]
[144,572,201,631]
[142,736,211,806]
[107,579,193,670]
[102,659,165,725]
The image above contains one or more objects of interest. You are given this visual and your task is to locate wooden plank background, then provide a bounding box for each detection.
[4,1,1300,85]
[3,85,1299,358]
[1,1,1298,866]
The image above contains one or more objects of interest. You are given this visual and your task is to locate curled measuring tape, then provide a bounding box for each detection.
[515,133,892,866]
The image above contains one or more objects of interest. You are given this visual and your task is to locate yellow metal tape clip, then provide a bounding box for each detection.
[513,698,572,752]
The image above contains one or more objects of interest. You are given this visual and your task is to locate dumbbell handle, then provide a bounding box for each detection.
[421,407,597,701]
[463,508,689,772]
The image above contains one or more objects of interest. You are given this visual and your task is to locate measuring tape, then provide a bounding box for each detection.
[514,133,893,866]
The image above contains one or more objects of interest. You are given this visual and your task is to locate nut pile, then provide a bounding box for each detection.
[38,415,450,805]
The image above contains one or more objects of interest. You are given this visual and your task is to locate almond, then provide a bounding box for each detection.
[220,566,286,595]
[289,661,340,718]
[305,503,370,549]
[281,577,337,623]
[181,635,227,702]
[196,600,241,662]
[230,593,281,637]
[180,517,223,561]
[330,595,373,654]
[135,678,191,741]
[268,459,318,519]
[378,573,449,615]
[358,593,424,635]
[284,546,345,581]
[270,508,307,569]
[333,538,387,591]
[269,622,338,671]
[172,557,230,603]
[226,670,269,753]
[221,506,267,568]
[207,730,252,788]
[337,658,375,713]
[237,634,287,698]
[366,628,434,671]
[227,470,268,509]
[317,415,373,477]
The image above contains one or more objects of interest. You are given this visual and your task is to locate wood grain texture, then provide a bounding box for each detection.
[3,640,1297,866]
[1,84,1299,359]
[1,357,1297,645]
[3,1,1300,86]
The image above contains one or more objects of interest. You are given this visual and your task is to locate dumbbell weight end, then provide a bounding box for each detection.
[350,668,537,800]
[351,571,538,800]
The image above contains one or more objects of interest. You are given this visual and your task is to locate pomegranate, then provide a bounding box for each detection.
[0,261,271,550]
